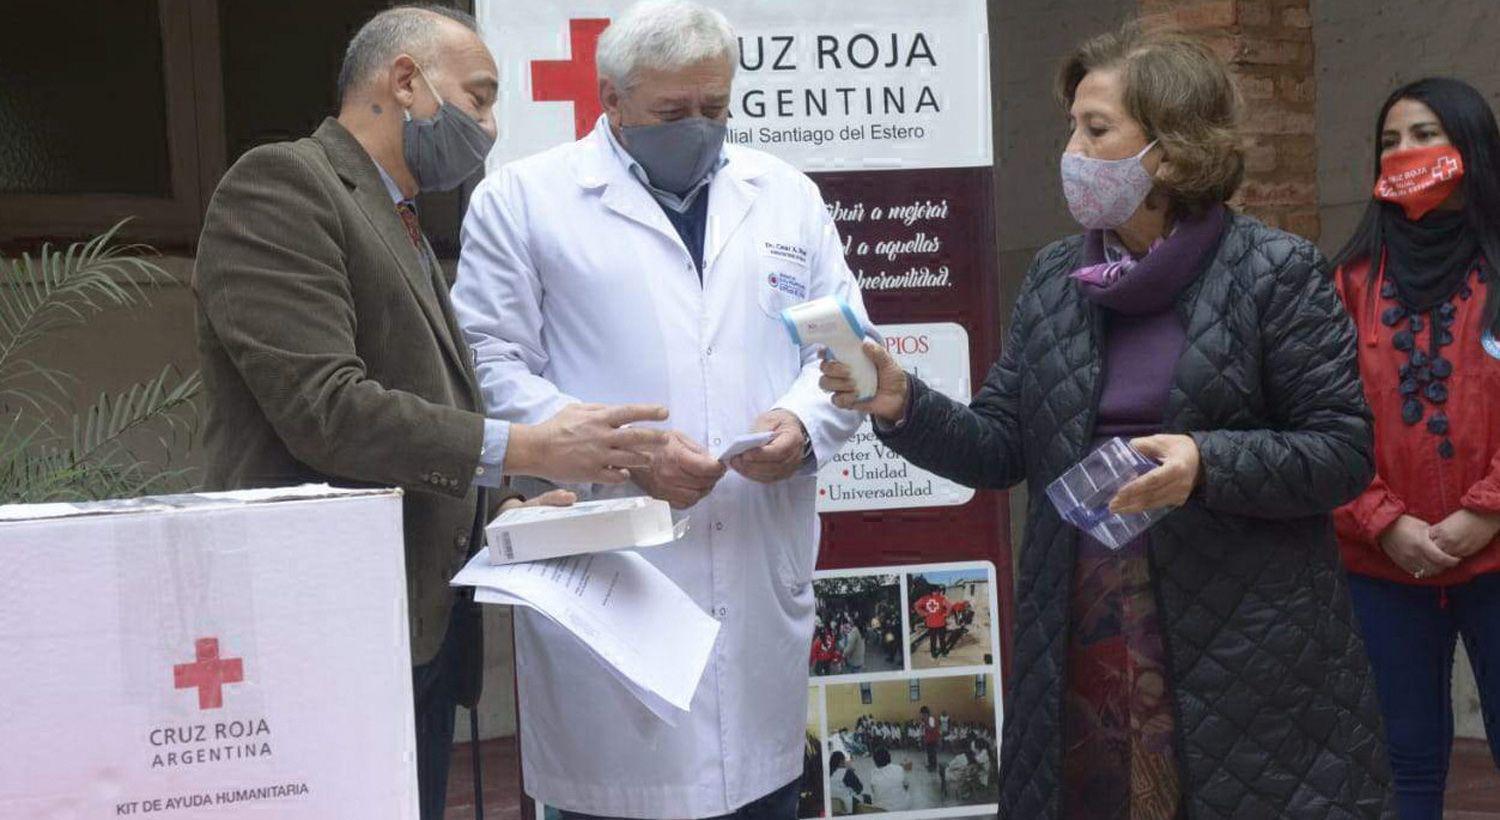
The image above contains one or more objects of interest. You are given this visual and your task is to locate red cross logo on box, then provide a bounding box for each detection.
[1432,155,1461,181]
[173,637,244,710]
[531,18,611,139]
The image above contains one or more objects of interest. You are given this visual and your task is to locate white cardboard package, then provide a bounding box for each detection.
[485,496,682,564]
[0,485,418,819]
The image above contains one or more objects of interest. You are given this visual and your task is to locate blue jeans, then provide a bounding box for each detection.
[555,778,800,820]
[1347,572,1500,820]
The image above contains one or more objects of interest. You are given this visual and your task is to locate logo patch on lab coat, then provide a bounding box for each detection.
[766,272,808,300]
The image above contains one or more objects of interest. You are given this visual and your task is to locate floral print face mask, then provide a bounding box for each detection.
[1061,141,1159,230]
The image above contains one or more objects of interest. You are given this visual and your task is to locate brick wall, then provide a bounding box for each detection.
[1139,0,1321,240]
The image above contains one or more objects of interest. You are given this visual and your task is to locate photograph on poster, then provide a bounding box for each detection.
[812,573,904,677]
[824,675,999,814]
[800,688,827,818]
[908,569,995,671]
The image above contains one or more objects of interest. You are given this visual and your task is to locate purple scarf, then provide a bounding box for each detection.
[1071,205,1229,315]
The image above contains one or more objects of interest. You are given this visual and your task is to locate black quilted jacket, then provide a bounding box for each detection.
[878,215,1395,818]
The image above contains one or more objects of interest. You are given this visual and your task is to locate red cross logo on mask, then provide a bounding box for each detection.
[173,637,244,710]
[531,18,611,139]
[1432,155,1461,181]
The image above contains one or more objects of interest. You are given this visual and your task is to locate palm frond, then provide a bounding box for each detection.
[70,366,202,472]
[0,413,75,504]
[0,219,172,392]
[0,223,201,505]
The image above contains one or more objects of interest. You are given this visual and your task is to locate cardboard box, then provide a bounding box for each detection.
[0,485,418,818]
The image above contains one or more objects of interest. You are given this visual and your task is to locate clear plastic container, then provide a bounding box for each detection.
[1045,437,1172,550]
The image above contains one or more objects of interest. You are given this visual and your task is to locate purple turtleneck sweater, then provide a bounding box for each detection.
[1078,206,1228,441]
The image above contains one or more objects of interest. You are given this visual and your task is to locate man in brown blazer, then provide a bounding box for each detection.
[193,7,666,817]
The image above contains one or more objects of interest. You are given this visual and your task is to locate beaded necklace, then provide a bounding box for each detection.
[1380,263,1484,459]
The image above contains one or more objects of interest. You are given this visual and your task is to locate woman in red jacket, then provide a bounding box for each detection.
[1331,77,1500,820]
[912,587,952,660]
[810,628,837,676]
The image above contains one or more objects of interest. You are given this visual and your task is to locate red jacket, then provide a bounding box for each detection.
[811,634,835,664]
[922,715,941,744]
[1332,255,1500,585]
[914,593,951,628]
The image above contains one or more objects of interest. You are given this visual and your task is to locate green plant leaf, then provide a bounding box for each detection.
[0,222,200,505]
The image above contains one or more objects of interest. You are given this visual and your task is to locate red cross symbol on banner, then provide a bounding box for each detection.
[173,637,244,710]
[531,18,611,139]
[1432,155,1461,181]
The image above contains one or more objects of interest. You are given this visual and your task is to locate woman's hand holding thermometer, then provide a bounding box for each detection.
[819,340,910,424]
[780,296,909,423]
[781,297,879,400]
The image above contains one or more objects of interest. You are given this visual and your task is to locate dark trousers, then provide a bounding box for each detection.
[413,602,479,820]
[925,741,939,771]
[928,626,948,658]
[1347,572,1500,820]
[556,778,800,820]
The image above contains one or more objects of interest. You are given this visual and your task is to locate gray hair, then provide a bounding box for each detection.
[596,0,737,90]
[337,4,478,102]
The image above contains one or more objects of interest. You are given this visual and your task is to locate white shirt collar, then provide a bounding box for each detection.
[1102,224,1179,263]
[375,162,407,206]
[1101,231,1135,264]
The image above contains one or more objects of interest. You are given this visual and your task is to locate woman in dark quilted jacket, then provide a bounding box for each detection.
[1329,77,1500,820]
[820,23,1394,820]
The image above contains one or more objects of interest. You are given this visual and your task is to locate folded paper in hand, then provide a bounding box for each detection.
[713,431,775,462]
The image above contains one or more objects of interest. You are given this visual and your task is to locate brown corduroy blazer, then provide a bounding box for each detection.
[194,117,517,670]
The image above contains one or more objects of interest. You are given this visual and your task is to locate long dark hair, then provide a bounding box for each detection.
[1331,77,1500,335]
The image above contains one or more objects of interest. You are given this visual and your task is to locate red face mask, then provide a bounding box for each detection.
[1374,145,1465,221]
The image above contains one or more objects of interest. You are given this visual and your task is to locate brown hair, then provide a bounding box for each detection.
[1058,22,1245,215]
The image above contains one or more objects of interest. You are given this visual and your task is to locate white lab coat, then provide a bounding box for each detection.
[452,116,868,818]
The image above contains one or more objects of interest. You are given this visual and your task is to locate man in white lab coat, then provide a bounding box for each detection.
[452,1,869,817]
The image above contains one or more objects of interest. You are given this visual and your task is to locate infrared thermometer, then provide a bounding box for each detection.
[781,296,878,402]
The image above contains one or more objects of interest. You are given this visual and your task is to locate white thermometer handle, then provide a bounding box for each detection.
[781,297,878,401]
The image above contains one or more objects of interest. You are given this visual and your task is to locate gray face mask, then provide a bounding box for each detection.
[619,117,727,195]
[402,66,495,193]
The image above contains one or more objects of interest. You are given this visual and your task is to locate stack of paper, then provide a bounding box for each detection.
[452,547,719,724]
